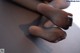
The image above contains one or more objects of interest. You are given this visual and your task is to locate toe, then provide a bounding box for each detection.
[29,26,66,43]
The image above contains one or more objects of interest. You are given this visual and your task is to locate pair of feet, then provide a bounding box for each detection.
[28,3,73,43]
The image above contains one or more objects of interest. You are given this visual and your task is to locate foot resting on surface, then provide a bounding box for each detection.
[29,25,66,43]
[37,3,73,30]
[13,0,73,43]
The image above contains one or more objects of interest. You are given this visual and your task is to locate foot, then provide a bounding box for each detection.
[29,26,66,43]
[37,3,73,29]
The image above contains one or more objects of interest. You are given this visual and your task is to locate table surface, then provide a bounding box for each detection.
[0,0,80,53]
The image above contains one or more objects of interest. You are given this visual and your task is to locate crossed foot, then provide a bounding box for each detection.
[29,3,73,43]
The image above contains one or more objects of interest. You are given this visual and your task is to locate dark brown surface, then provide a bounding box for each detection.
[0,0,80,53]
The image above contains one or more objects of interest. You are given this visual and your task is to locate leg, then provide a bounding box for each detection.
[12,0,72,43]
[51,0,70,9]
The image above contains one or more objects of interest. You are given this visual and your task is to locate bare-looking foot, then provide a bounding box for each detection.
[29,25,66,43]
[13,0,72,43]
[37,3,73,29]
[28,3,73,43]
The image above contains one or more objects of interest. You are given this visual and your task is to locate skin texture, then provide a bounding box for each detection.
[51,0,70,9]
[13,0,70,11]
[29,26,66,43]
[13,0,73,43]
[37,3,72,29]
[13,0,42,11]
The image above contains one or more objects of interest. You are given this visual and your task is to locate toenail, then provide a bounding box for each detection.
[62,15,73,30]
[68,15,73,26]
[68,17,73,26]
